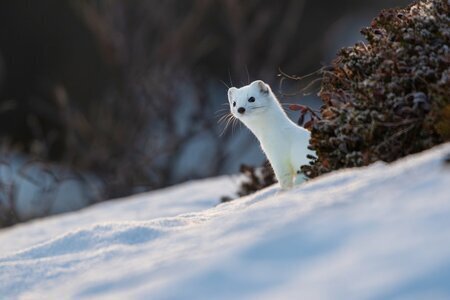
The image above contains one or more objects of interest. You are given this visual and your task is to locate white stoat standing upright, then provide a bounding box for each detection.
[228,80,316,189]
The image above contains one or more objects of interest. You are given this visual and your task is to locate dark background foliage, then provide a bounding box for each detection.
[0,0,410,226]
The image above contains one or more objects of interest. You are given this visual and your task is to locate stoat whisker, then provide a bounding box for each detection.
[231,117,239,135]
[215,108,230,116]
[217,112,232,124]
[219,79,230,89]
[219,113,234,130]
[245,65,250,85]
[219,114,236,137]
[228,68,234,87]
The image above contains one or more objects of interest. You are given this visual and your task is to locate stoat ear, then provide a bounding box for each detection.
[227,87,237,102]
[254,80,269,94]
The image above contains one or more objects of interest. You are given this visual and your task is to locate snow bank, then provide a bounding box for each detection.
[0,153,99,221]
[1,143,450,299]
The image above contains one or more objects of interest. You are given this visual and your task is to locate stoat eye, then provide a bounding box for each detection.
[248,97,255,102]
[233,101,236,107]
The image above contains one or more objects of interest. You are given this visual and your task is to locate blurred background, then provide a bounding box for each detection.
[0,0,411,225]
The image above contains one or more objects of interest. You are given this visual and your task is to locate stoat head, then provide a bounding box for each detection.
[227,80,276,121]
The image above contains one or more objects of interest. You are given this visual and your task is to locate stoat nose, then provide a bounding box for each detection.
[237,107,246,114]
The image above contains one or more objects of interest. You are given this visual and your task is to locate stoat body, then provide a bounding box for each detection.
[227,80,315,189]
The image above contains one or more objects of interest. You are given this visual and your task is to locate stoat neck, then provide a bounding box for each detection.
[243,103,294,142]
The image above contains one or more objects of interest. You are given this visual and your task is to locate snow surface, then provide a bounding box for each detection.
[1,143,450,299]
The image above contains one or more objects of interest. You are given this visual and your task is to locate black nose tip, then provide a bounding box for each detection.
[238,107,246,114]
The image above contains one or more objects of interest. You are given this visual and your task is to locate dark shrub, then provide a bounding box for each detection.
[304,0,450,178]
[222,161,276,201]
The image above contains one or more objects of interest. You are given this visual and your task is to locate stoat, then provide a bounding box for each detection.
[228,80,315,189]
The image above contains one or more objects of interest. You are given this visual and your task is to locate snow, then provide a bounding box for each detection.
[1,143,450,299]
